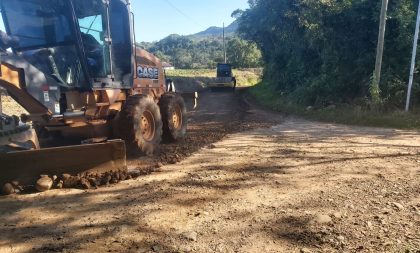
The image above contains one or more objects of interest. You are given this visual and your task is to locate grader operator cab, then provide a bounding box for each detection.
[0,0,195,187]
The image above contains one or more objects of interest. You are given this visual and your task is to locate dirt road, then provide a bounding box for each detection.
[0,90,419,253]
[127,89,282,170]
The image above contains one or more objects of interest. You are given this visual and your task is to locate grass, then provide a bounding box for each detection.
[250,83,420,130]
[166,68,262,91]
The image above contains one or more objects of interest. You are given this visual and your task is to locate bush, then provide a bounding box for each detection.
[236,0,418,109]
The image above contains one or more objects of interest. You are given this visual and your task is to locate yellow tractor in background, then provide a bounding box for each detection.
[0,0,197,190]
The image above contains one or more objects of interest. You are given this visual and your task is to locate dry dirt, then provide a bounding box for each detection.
[0,93,28,116]
[0,90,419,253]
[128,89,280,170]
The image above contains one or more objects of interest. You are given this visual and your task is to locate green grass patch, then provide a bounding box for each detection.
[250,83,420,130]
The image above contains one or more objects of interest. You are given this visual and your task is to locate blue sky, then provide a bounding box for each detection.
[0,0,250,42]
[133,0,249,42]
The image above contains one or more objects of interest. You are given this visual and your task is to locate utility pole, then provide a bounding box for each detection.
[406,0,420,111]
[373,0,389,97]
[223,23,227,64]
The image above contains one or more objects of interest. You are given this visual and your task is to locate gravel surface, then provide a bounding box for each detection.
[0,94,27,116]
[128,89,283,170]
[0,89,419,253]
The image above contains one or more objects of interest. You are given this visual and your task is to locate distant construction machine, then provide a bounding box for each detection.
[208,63,237,91]
[208,23,236,91]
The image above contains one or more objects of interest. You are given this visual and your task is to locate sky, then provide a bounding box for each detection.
[0,0,250,43]
[133,0,249,42]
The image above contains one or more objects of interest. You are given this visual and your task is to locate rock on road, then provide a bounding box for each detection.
[0,90,419,253]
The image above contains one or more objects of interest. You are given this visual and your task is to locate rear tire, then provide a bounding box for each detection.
[159,93,187,142]
[113,95,162,156]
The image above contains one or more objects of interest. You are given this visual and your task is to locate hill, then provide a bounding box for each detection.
[188,21,238,39]
[138,21,261,69]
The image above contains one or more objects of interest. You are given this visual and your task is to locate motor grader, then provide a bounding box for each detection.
[208,63,237,92]
[0,0,195,188]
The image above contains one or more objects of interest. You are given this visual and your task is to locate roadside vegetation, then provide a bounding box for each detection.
[233,0,420,129]
[166,69,262,91]
[251,83,420,130]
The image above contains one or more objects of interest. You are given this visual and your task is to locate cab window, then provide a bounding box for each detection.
[74,0,111,78]
[109,0,132,85]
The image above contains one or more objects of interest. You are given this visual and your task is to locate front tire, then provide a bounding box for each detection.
[113,95,162,156]
[159,93,187,142]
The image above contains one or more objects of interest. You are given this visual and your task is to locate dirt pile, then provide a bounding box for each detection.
[1,170,151,195]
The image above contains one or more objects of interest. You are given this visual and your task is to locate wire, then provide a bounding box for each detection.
[162,0,204,29]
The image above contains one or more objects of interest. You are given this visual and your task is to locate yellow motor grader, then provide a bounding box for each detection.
[0,0,196,188]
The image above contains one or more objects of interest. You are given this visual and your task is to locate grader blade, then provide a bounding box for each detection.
[0,140,127,186]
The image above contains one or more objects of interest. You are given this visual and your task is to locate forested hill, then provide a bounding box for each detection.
[189,21,238,39]
[139,21,261,69]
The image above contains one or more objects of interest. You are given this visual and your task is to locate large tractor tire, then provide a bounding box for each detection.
[159,93,187,142]
[113,95,162,156]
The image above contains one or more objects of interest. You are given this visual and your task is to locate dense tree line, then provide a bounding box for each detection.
[236,0,420,108]
[227,37,263,69]
[139,35,262,69]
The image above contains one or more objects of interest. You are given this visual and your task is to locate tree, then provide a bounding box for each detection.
[140,33,262,69]
[236,0,418,107]
[227,37,262,68]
